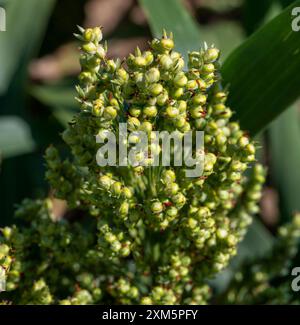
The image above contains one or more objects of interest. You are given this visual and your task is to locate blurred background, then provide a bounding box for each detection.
[0,0,299,277]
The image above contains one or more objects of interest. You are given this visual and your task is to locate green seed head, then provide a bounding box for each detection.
[4,27,272,306]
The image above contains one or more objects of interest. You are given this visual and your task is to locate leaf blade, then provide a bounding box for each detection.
[222,1,300,135]
[0,116,36,159]
[0,0,56,94]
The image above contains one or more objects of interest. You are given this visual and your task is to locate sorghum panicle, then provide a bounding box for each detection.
[0,27,299,305]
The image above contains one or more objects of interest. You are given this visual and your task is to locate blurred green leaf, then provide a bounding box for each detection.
[0,0,56,225]
[30,83,78,126]
[269,104,300,219]
[30,83,77,109]
[0,0,56,95]
[222,1,300,135]
[0,116,35,158]
[200,0,241,12]
[242,0,273,35]
[279,0,297,7]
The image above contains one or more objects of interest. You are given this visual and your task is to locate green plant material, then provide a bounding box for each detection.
[222,1,300,135]
[195,22,244,62]
[222,213,300,304]
[242,0,274,35]
[0,0,56,95]
[35,2,243,128]
[200,0,242,12]
[0,116,36,159]
[210,218,275,293]
[0,0,57,227]
[279,0,297,7]
[139,0,201,61]
[269,104,300,220]
[0,28,269,305]
[139,0,243,61]
[139,0,269,295]
[30,83,78,126]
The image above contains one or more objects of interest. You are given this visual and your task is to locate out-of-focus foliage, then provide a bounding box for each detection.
[0,0,56,94]
[269,105,300,220]
[222,1,300,135]
[0,117,35,159]
[0,0,57,225]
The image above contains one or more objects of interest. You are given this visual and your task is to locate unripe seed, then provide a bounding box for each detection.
[83,28,93,42]
[172,193,186,207]
[159,54,173,70]
[144,51,154,65]
[166,106,179,118]
[166,206,178,218]
[177,100,187,113]
[129,107,141,117]
[171,87,184,99]
[119,201,129,216]
[82,42,97,54]
[157,91,169,106]
[238,136,250,147]
[99,175,112,190]
[190,107,203,119]
[151,201,163,214]
[127,117,141,131]
[146,68,160,83]
[117,68,129,82]
[175,117,186,128]
[162,170,176,183]
[217,228,228,239]
[96,45,106,59]
[181,121,191,132]
[216,133,227,146]
[188,218,198,229]
[140,121,153,133]
[186,79,198,90]
[166,182,179,195]
[161,38,174,51]
[122,187,133,199]
[192,94,207,105]
[134,56,147,67]
[174,73,188,87]
[111,182,122,196]
[143,106,157,118]
[245,143,256,155]
[203,63,215,74]
[204,48,220,63]
[149,83,163,96]
[103,106,117,120]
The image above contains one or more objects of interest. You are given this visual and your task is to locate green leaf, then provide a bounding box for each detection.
[269,104,300,219]
[279,0,297,7]
[222,1,300,135]
[30,83,78,126]
[0,0,56,94]
[0,116,36,159]
[242,0,273,35]
[30,83,77,109]
[0,1,55,225]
